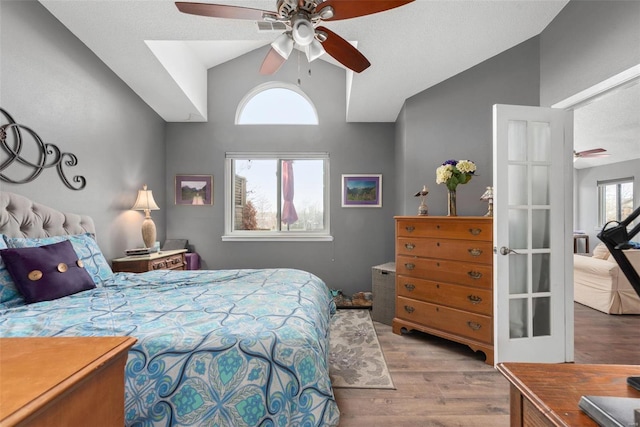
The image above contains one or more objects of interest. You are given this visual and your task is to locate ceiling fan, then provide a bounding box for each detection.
[175,0,415,75]
[574,148,610,159]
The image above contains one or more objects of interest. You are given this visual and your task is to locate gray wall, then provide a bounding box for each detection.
[0,1,165,260]
[396,37,541,216]
[540,0,640,106]
[575,159,640,252]
[165,48,396,294]
[3,0,637,295]
[541,0,640,251]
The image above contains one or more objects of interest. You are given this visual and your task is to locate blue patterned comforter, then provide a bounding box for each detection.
[0,268,340,426]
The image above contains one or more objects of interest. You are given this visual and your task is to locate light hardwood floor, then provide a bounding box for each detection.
[333,303,640,426]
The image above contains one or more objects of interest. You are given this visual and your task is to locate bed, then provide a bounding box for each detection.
[0,191,339,426]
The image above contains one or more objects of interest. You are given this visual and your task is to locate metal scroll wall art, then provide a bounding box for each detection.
[0,108,86,190]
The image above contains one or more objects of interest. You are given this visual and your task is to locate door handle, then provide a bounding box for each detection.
[499,246,520,255]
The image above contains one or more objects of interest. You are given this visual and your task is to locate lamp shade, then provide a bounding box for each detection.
[132,185,160,211]
[306,39,326,62]
[271,33,294,60]
[480,186,494,200]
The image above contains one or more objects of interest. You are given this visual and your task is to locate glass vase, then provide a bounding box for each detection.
[447,189,457,216]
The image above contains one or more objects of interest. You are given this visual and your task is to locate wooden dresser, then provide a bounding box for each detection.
[0,336,136,426]
[112,249,187,273]
[393,216,494,365]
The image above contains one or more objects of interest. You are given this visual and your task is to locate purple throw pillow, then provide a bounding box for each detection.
[0,240,96,304]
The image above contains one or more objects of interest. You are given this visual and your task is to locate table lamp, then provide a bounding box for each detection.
[480,186,493,217]
[131,185,160,248]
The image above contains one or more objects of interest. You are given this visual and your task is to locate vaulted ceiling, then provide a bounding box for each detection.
[38,1,639,168]
[39,0,569,123]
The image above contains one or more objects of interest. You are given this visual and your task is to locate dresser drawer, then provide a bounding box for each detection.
[396,217,491,241]
[397,296,492,344]
[396,255,492,289]
[150,253,185,270]
[396,275,492,316]
[396,237,492,264]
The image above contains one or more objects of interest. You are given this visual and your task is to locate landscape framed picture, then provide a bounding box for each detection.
[341,174,382,207]
[175,174,213,205]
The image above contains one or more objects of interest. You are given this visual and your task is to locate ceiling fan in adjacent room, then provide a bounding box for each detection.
[175,0,414,75]
[573,148,610,161]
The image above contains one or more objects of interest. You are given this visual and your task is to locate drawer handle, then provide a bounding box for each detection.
[467,271,482,280]
[404,284,415,291]
[467,295,483,304]
[404,305,415,314]
[469,228,482,236]
[405,263,415,270]
[468,248,482,257]
[405,226,415,232]
[404,243,415,250]
[467,321,482,331]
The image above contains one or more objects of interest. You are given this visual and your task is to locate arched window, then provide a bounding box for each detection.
[236,82,318,125]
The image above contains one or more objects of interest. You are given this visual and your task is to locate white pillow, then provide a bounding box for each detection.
[592,243,610,260]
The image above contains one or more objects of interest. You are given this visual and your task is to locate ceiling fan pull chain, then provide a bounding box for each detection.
[297,50,302,86]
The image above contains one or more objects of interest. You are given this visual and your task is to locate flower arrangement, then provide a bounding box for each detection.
[435,159,477,191]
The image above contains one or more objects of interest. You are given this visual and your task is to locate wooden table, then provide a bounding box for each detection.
[0,336,136,426]
[573,234,589,253]
[497,362,640,426]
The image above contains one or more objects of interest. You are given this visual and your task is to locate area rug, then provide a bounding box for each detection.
[329,309,395,389]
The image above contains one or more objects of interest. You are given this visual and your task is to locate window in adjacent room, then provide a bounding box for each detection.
[223,152,331,241]
[236,82,318,125]
[597,177,634,226]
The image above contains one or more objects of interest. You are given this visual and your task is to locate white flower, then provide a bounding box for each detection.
[436,165,453,184]
[436,159,477,191]
[456,160,476,174]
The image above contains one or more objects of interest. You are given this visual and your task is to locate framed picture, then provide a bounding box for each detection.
[341,174,382,208]
[175,175,213,205]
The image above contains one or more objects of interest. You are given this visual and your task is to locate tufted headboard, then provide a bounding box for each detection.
[0,191,96,239]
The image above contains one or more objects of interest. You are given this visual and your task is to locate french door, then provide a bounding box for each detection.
[493,104,574,364]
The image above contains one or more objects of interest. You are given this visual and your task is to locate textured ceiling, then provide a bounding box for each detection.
[573,78,640,169]
[39,0,568,123]
[37,0,638,167]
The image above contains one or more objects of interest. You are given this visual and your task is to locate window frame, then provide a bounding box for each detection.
[597,177,635,227]
[223,152,332,242]
[235,82,319,125]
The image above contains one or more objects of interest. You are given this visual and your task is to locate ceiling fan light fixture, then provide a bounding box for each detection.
[291,15,315,46]
[306,39,325,62]
[271,33,294,59]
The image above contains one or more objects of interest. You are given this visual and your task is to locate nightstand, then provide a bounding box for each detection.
[111,249,187,273]
[0,336,137,426]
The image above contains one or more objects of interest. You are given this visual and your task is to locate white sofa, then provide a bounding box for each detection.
[574,243,640,314]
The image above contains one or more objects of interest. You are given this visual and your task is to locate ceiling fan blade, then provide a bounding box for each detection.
[260,48,287,75]
[175,2,276,21]
[576,148,607,156]
[316,0,414,21]
[316,26,370,73]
